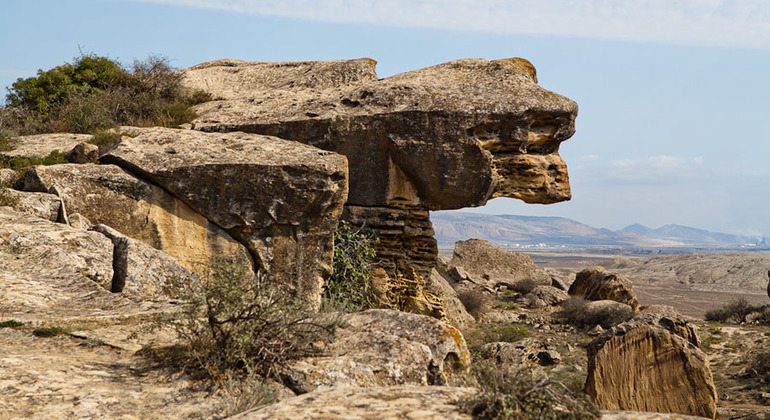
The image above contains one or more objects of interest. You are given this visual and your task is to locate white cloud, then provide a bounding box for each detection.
[606,155,707,184]
[125,0,770,48]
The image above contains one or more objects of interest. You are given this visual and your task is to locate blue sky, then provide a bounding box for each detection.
[1,0,769,237]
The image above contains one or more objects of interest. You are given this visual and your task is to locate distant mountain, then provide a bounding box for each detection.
[431,212,765,249]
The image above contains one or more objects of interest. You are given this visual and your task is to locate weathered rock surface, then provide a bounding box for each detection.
[449,239,552,291]
[182,57,577,315]
[0,188,61,221]
[1,133,92,159]
[526,285,570,309]
[24,163,251,276]
[429,268,475,330]
[227,385,475,420]
[66,141,99,163]
[100,128,348,306]
[626,305,700,346]
[281,309,470,394]
[586,323,717,419]
[1,168,17,185]
[570,266,640,312]
[480,338,561,367]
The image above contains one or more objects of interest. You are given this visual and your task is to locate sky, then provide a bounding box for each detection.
[1,0,769,237]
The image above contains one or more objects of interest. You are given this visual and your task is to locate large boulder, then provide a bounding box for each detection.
[281,309,470,394]
[181,57,578,316]
[586,323,717,419]
[100,128,348,307]
[448,238,552,291]
[24,163,251,276]
[570,266,640,312]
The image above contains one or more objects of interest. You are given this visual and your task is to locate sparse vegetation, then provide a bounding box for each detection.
[0,320,23,328]
[324,220,379,312]
[174,257,339,380]
[458,289,489,320]
[32,326,67,337]
[704,298,762,323]
[456,361,599,419]
[465,324,529,354]
[2,53,209,136]
[555,297,634,330]
[751,350,770,382]
[0,184,19,207]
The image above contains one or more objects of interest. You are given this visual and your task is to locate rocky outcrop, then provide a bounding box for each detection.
[228,385,476,420]
[0,188,61,221]
[586,323,717,419]
[1,133,92,159]
[448,239,552,291]
[281,309,470,394]
[24,163,251,276]
[100,128,348,306]
[570,266,640,312]
[182,57,577,314]
[480,338,561,367]
[525,285,570,309]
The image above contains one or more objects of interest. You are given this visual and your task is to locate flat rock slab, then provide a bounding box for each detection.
[1,133,92,159]
[449,238,552,290]
[227,385,476,420]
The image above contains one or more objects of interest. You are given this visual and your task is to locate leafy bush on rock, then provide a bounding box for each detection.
[324,221,379,312]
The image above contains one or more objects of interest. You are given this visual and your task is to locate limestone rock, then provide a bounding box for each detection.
[570,266,640,312]
[24,163,251,276]
[481,338,561,367]
[281,309,470,393]
[526,285,570,309]
[1,168,18,185]
[227,385,475,420]
[90,224,197,300]
[100,128,348,306]
[449,239,551,291]
[586,324,717,419]
[429,268,475,330]
[66,142,99,163]
[185,57,576,209]
[0,188,61,221]
[1,133,92,159]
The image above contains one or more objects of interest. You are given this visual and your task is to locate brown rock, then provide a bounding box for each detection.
[429,269,475,330]
[449,238,551,291]
[586,324,717,419]
[281,309,470,393]
[66,142,99,163]
[481,338,561,367]
[100,128,348,306]
[24,163,251,277]
[570,266,640,312]
[228,385,475,420]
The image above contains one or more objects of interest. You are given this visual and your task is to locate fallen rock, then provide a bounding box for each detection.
[24,163,251,277]
[526,285,570,309]
[449,239,552,291]
[0,188,61,221]
[429,269,475,331]
[480,338,561,367]
[66,142,99,163]
[570,266,640,312]
[227,385,475,420]
[586,324,717,419]
[281,309,470,394]
[100,128,348,307]
[1,133,92,159]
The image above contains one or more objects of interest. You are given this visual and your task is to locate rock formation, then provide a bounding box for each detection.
[181,57,577,315]
[570,266,640,312]
[586,315,717,419]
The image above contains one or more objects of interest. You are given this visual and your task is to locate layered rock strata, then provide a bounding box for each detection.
[182,57,577,315]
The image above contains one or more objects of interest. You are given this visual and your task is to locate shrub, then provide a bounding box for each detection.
[704,298,761,323]
[324,221,379,312]
[456,361,599,419]
[4,53,208,135]
[465,324,529,354]
[174,257,338,379]
[458,289,488,320]
[752,351,770,381]
[0,186,19,208]
[555,298,634,330]
[32,326,67,337]
[0,320,23,328]
[508,278,539,295]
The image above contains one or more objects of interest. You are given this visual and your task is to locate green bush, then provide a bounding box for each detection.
[4,53,209,135]
[555,298,634,330]
[324,221,379,312]
[32,326,67,337]
[174,257,339,379]
[0,320,23,328]
[458,289,488,320]
[456,361,599,419]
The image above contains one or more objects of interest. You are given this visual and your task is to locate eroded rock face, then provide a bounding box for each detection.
[24,163,251,276]
[449,238,552,291]
[1,133,92,159]
[570,266,640,312]
[182,57,577,315]
[586,324,717,419]
[281,309,470,394]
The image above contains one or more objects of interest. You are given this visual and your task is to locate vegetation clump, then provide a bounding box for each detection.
[458,289,489,320]
[324,220,379,312]
[0,320,23,328]
[555,297,634,330]
[457,361,599,419]
[704,298,768,324]
[2,53,209,136]
[32,326,67,337]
